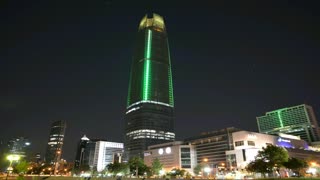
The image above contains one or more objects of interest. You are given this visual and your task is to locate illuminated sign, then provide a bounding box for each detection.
[277,138,291,143]
[247,134,257,139]
[158,148,164,155]
[158,147,172,155]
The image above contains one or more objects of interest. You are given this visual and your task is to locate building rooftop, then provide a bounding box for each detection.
[139,13,166,31]
[184,127,242,141]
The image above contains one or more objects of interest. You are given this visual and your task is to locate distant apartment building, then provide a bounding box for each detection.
[74,135,123,172]
[144,141,197,175]
[257,104,320,143]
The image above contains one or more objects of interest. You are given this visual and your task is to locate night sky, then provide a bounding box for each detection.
[2,0,320,161]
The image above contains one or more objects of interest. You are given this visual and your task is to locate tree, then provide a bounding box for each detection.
[284,157,308,177]
[15,160,28,174]
[193,164,203,176]
[256,144,289,167]
[283,157,307,171]
[106,162,128,177]
[246,145,289,177]
[128,156,149,177]
[151,158,163,176]
[169,168,186,178]
[246,159,271,177]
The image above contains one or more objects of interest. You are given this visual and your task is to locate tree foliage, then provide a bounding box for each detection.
[256,144,289,167]
[15,160,28,174]
[283,157,307,171]
[128,156,150,176]
[151,158,163,176]
[73,164,90,175]
[169,168,186,177]
[246,145,289,176]
[106,162,128,176]
[193,164,203,176]
[246,159,271,175]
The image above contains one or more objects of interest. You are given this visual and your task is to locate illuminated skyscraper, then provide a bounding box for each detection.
[124,13,175,159]
[45,120,66,165]
[7,137,31,157]
[257,104,320,143]
[74,135,90,172]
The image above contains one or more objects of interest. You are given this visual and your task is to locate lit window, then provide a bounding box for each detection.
[235,141,244,147]
[247,141,255,146]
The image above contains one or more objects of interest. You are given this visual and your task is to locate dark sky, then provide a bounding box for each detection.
[2,0,320,161]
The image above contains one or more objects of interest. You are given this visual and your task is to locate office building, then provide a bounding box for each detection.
[257,104,320,143]
[32,153,42,164]
[184,127,241,169]
[144,141,197,175]
[7,137,31,157]
[225,131,319,169]
[74,137,123,172]
[124,13,175,159]
[74,135,90,171]
[45,120,66,164]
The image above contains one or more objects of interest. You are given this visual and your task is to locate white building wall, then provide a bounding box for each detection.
[144,142,196,175]
[97,141,105,172]
[94,141,124,172]
[226,131,308,170]
[232,131,276,150]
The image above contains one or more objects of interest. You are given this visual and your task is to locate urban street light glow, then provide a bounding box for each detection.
[311,162,317,166]
[204,167,211,173]
[6,155,20,180]
[7,155,20,161]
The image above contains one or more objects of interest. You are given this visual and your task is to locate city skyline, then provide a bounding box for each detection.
[2,1,320,161]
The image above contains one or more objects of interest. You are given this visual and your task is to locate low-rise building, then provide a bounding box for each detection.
[144,141,197,175]
[226,131,319,169]
[184,127,241,169]
[73,135,123,172]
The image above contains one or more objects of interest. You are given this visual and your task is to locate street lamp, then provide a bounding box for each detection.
[6,155,20,180]
[204,167,211,178]
[201,158,209,179]
[48,167,52,175]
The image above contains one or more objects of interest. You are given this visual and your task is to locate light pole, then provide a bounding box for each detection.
[204,167,211,179]
[201,158,208,179]
[6,155,20,180]
[54,150,61,176]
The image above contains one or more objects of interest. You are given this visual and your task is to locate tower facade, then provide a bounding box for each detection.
[45,120,66,165]
[7,137,31,157]
[74,135,90,172]
[257,104,320,143]
[74,137,123,172]
[125,13,175,159]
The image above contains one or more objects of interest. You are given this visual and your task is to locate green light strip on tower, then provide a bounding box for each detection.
[143,29,152,100]
[168,67,174,106]
[167,39,174,106]
[146,30,152,59]
[277,110,284,127]
[126,69,132,106]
